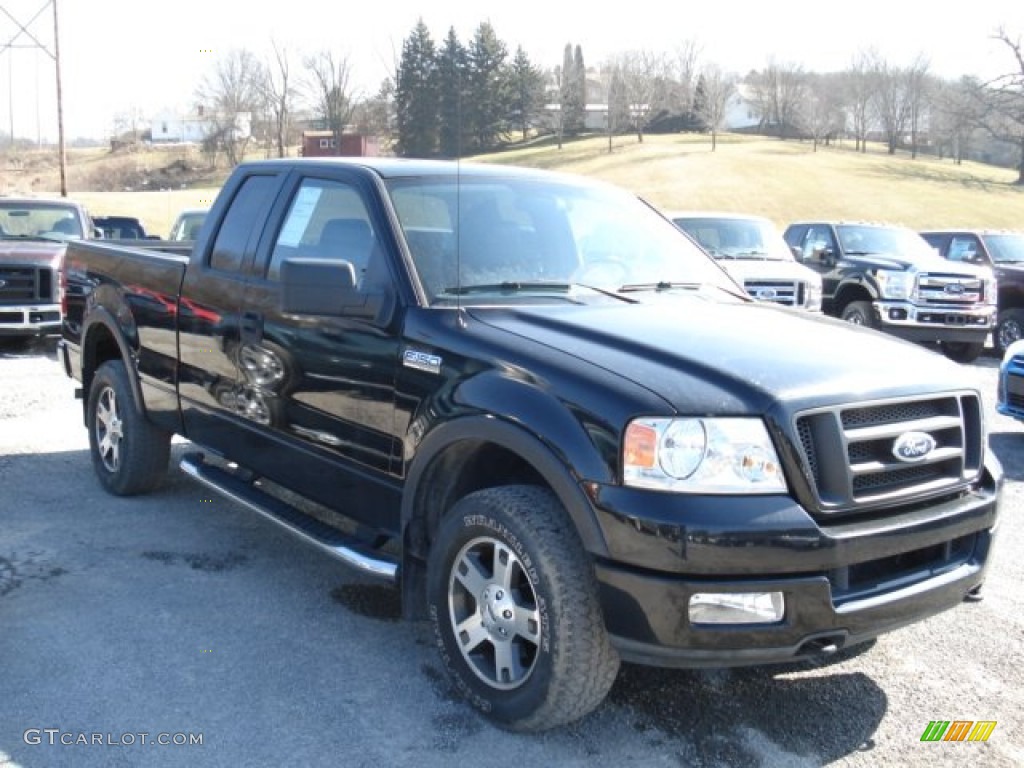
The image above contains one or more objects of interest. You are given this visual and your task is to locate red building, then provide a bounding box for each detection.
[300,131,379,157]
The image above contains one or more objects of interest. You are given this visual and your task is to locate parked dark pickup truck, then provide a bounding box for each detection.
[783,221,996,363]
[58,158,1001,731]
[921,229,1024,355]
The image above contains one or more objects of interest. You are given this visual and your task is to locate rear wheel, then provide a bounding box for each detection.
[426,485,619,731]
[940,341,985,364]
[840,300,876,328]
[996,309,1024,356]
[87,360,171,496]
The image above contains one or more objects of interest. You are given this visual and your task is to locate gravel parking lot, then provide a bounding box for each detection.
[1,338,1021,768]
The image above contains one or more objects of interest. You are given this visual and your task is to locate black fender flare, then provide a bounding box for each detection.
[81,308,146,419]
[401,414,611,560]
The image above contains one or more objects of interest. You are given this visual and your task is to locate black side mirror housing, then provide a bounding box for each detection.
[280,257,394,325]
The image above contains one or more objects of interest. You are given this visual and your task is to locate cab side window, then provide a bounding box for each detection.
[209,175,278,273]
[267,178,382,289]
[803,225,835,262]
[948,236,982,264]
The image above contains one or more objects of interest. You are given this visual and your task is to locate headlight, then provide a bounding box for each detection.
[623,417,786,493]
[875,269,912,300]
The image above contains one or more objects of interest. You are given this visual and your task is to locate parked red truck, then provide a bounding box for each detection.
[0,196,96,339]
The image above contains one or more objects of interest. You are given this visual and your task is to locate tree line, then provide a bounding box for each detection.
[168,20,1024,183]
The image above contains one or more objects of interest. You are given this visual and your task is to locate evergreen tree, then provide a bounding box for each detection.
[437,28,469,158]
[573,45,587,133]
[395,19,439,157]
[508,46,546,142]
[559,44,586,135]
[465,22,509,151]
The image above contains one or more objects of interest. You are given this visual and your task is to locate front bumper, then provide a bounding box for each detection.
[873,300,994,343]
[588,465,1000,667]
[0,303,61,337]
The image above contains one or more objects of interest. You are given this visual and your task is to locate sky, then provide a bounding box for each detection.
[2,0,1022,142]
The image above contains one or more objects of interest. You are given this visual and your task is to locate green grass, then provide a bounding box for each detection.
[27,132,1024,237]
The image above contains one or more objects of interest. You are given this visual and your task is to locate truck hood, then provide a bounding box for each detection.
[846,249,991,278]
[718,258,820,283]
[470,297,973,415]
[0,239,66,267]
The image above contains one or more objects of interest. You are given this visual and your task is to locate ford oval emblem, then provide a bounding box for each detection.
[944,283,966,295]
[892,431,936,463]
[756,288,777,300]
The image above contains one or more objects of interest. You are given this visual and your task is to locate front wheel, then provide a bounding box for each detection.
[426,485,619,732]
[940,340,985,364]
[840,300,876,328]
[87,360,171,496]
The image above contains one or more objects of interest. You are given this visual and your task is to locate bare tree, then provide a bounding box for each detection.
[802,74,837,150]
[697,64,735,151]
[748,58,806,138]
[870,55,918,155]
[669,39,702,120]
[304,50,358,148]
[614,50,669,142]
[983,27,1024,184]
[931,76,985,164]
[262,40,296,158]
[195,48,265,167]
[844,50,876,152]
[905,55,931,158]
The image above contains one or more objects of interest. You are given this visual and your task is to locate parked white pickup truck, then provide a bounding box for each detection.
[669,211,822,312]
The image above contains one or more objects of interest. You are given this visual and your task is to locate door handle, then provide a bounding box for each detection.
[241,311,264,344]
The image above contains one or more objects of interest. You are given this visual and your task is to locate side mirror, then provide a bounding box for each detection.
[790,245,803,260]
[280,257,394,325]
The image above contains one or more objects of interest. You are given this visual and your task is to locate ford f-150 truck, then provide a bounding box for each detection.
[0,196,96,338]
[783,221,996,363]
[58,158,1001,731]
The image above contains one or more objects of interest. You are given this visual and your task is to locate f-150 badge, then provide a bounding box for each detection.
[403,349,442,375]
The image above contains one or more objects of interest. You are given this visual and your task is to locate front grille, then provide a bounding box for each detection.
[0,266,51,303]
[743,279,804,307]
[916,272,983,305]
[794,393,983,515]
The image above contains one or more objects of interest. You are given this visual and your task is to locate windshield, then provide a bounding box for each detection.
[673,216,793,261]
[0,201,83,240]
[984,233,1024,264]
[836,224,934,259]
[385,174,739,305]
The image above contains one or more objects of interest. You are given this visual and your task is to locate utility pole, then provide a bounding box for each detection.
[1,1,67,194]
[52,0,65,195]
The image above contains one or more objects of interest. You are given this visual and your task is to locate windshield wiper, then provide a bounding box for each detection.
[618,281,703,293]
[442,281,637,303]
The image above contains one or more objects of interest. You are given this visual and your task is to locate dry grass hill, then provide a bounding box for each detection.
[2,133,1021,239]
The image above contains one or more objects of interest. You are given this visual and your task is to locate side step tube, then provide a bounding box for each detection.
[180,453,398,583]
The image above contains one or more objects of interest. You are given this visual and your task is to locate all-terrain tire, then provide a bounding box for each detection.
[86,360,171,496]
[840,300,876,328]
[940,340,985,364]
[426,485,620,732]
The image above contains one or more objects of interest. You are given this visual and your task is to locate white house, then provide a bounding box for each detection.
[150,109,251,144]
[723,84,761,131]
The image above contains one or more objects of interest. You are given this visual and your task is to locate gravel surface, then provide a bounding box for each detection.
[0,338,1021,767]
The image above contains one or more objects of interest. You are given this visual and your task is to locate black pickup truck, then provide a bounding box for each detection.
[921,229,1024,355]
[783,222,996,363]
[58,158,1001,731]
